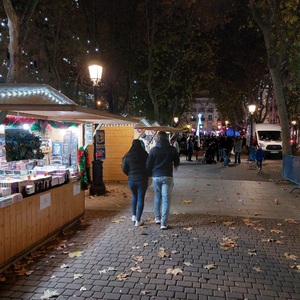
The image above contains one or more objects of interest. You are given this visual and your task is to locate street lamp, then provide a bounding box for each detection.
[248,104,256,146]
[225,120,229,136]
[88,64,103,109]
[88,63,106,195]
[173,117,179,126]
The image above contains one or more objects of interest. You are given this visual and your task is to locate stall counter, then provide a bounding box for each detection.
[0,181,84,272]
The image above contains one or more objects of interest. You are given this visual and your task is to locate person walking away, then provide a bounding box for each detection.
[194,136,201,162]
[146,131,180,230]
[186,135,194,161]
[223,136,233,167]
[122,139,149,227]
[233,136,242,164]
[256,144,265,171]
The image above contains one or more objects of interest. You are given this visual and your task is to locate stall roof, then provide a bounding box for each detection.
[0,83,140,125]
[134,125,181,133]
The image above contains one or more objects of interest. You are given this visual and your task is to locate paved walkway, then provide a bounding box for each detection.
[0,156,300,300]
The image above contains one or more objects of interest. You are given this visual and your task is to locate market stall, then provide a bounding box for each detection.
[0,83,139,272]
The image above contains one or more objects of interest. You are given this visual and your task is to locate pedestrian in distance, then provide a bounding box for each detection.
[233,136,242,164]
[146,131,180,230]
[122,139,149,227]
[256,144,265,171]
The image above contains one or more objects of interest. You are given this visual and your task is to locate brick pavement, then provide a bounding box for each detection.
[0,156,300,300]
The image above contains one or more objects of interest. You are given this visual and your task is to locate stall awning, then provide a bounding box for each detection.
[0,83,140,125]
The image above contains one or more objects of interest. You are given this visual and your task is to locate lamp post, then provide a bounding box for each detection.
[248,104,256,147]
[225,120,229,136]
[88,63,106,195]
[173,117,179,126]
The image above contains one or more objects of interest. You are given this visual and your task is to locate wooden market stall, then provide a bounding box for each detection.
[0,83,140,272]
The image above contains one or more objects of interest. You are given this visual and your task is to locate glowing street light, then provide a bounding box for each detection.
[88,64,103,109]
[248,104,256,146]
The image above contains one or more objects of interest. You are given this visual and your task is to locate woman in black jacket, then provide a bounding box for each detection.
[122,139,148,226]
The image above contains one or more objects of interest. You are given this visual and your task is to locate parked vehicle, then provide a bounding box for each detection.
[246,123,282,158]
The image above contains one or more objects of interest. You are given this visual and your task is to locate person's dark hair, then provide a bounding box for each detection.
[128,139,144,153]
[157,131,167,141]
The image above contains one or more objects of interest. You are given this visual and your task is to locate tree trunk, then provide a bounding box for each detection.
[269,67,292,155]
[3,0,20,83]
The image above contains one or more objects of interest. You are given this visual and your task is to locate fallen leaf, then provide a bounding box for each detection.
[112,219,125,223]
[171,250,178,254]
[171,233,179,237]
[80,286,87,291]
[253,267,263,273]
[41,289,60,299]
[151,240,158,244]
[68,250,83,258]
[220,237,238,251]
[247,249,257,256]
[141,290,151,295]
[204,264,216,270]
[99,267,117,274]
[183,227,193,231]
[290,265,300,272]
[253,227,265,232]
[131,266,142,272]
[157,249,170,258]
[223,221,235,226]
[73,273,83,279]
[183,262,193,266]
[284,219,299,224]
[132,246,140,250]
[132,256,144,263]
[270,229,283,234]
[143,243,149,247]
[182,200,193,204]
[116,273,129,281]
[166,268,183,275]
[15,267,28,276]
[60,263,69,269]
[284,253,298,261]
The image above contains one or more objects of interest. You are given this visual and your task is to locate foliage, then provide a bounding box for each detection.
[5,129,44,161]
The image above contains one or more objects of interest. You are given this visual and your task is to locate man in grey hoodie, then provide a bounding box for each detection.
[146,131,180,229]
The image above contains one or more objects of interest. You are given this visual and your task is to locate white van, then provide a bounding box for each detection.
[246,123,282,157]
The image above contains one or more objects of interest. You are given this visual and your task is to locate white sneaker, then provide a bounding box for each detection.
[155,218,161,224]
[132,215,137,222]
[135,220,144,227]
[160,224,168,230]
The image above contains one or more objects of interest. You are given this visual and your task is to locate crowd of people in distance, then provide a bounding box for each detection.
[171,133,265,169]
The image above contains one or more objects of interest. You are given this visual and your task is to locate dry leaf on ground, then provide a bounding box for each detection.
[204,264,216,270]
[99,267,117,274]
[116,273,129,281]
[157,249,170,258]
[284,253,298,260]
[182,200,193,204]
[131,266,142,272]
[68,250,83,258]
[270,229,283,234]
[73,273,83,279]
[166,268,183,275]
[132,256,144,263]
[41,289,60,299]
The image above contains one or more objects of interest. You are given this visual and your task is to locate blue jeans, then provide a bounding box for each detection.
[128,179,148,221]
[152,176,174,225]
[223,149,230,166]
